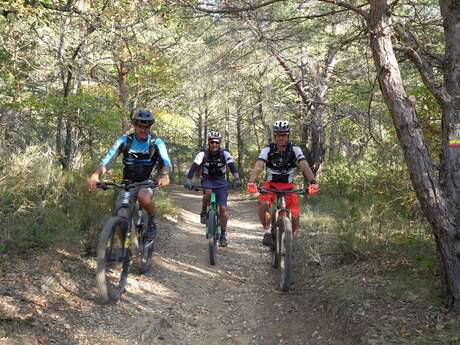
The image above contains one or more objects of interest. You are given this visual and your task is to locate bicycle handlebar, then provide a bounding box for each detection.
[96,180,158,191]
[257,186,306,195]
[190,184,234,191]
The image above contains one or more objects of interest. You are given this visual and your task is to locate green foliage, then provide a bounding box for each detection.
[0,144,70,251]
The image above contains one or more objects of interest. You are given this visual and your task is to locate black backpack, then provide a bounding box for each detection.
[121,132,157,160]
[201,148,226,177]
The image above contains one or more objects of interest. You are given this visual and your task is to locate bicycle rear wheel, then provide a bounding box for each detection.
[279,216,293,292]
[207,209,218,265]
[96,217,130,303]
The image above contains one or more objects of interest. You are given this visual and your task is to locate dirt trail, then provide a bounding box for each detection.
[0,185,343,345]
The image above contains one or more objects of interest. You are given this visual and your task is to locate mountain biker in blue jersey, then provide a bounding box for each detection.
[184,131,241,247]
[87,109,171,248]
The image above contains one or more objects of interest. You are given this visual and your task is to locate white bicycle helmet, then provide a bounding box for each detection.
[208,131,222,141]
[273,120,291,133]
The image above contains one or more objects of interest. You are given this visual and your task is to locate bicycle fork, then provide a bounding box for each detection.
[205,193,221,239]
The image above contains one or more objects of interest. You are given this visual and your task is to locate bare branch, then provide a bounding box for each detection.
[193,0,287,14]
[318,0,369,18]
[393,23,448,104]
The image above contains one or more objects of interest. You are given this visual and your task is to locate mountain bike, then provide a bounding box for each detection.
[95,180,158,303]
[189,184,232,266]
[258,186,306,292]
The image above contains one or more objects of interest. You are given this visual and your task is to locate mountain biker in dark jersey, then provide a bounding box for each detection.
[247,120,319,246]
[87,109,171,249]
[184,131,241,247]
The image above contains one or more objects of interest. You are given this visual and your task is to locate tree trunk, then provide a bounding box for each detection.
[197,105,203,149]
[250,111,261,152]
[204,92,208,146]
[440,0,460,229]
[236,100,243,178]
[369,0,460,311]
[117,62,130,133]
[257,90,271,144]
[224,107,230,150]
[55,16,70,160]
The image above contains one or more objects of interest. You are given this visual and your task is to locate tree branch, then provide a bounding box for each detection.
[193,0,287,14]
[318,0,369,18]
[393,22,448,105]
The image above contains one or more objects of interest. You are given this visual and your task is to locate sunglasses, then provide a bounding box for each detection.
[209,141,220,145]
[135,122,152,130]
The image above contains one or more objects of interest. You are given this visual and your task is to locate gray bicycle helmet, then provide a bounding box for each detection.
[132,109,155,124]
[208,131,222,141]
[273,120,291,133]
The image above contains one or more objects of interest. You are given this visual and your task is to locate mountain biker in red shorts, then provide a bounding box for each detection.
[247,120,319,246]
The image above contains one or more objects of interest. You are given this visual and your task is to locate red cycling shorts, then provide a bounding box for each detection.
[259,181,300,218]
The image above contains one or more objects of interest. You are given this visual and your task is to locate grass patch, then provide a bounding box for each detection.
[297,187,460,345]
[0,145,178,255]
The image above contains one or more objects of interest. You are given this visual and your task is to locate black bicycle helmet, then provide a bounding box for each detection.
[208,131,222,141]
[273,120,291,133]
[132,109,155,124]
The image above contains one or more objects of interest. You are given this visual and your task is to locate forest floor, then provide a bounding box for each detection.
[1,185,459,345]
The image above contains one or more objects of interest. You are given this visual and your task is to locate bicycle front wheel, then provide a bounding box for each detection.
[207,209,218,265]
[279,216,293,292]
[134,211,154,274]
[139,230,154,274]
[271,219,280,268]
[96,217,130,303]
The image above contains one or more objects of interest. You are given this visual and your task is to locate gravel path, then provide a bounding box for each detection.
[0,185,339,345]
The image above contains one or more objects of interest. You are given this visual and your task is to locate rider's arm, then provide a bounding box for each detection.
[298,159,316,183]
[223,150,239,179]
[248,159,265,183]
[155,138,172,187]
[87,136,126,191]
[155,138,172,173]
[248,147,269,183]
[99,136,127,169]
[292,145,316,183]
[186,151,205,179]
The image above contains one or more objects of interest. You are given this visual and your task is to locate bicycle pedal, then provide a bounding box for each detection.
[143,241,154,250]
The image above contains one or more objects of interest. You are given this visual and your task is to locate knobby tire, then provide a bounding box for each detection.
[271,217,280,268]
[207,209,218,265]
[279,216,293,292]
[136,210,154,274]
[96,216,130,303]
[139,231,154,274]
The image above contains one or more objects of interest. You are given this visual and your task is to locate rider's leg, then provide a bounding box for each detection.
[215,185,229,246]
[219,205,228,231]
[202,191,211,213]
[138,189,156,240]
[291,216,299,234]
[201,191,211,224]
[258,201,271,230]
[259,200,274,246]
[218,205,229,247]
[286,192,300,235]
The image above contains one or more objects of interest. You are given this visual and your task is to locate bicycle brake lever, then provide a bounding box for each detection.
[96,182,108,190]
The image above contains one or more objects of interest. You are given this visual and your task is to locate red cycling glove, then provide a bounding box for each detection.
[247,182,258,193]
[308,183,320,196]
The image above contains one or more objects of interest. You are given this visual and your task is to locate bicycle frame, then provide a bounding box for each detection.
[272,193,291,226]
[191,186,223,238]
[190,184,232,265]
[98,181,158,258]
[259,186,305,291]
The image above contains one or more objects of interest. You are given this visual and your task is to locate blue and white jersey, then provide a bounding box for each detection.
[100,133,171,182]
